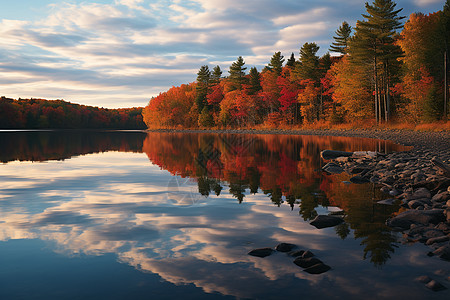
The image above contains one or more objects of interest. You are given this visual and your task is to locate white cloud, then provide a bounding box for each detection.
[413,0,442,7]
[0,0,444,108]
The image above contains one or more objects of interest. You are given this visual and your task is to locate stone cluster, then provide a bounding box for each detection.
[322,148,450,291]
[248,243,331,275]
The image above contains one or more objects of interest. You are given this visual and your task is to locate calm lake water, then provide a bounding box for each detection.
[0,130,448,299]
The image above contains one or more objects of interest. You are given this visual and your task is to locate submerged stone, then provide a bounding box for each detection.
[293,257,323,268]
[310,215,344,229]
[248,248,274,258]
[302,250,315,258]
[275,243,296,252]
[303,263,331,274]
[289,250,305,257]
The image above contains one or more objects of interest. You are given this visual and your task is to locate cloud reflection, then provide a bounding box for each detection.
[0,150,448,299]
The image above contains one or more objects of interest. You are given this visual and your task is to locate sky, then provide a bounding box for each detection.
[0,0,446,108]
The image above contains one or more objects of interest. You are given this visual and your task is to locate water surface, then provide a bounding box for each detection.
[0,130,448,299]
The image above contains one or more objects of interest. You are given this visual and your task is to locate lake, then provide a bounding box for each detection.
[0,130,448,299]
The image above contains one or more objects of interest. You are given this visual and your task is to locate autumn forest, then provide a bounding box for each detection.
[0,0,449,130]
[143,0,450,129]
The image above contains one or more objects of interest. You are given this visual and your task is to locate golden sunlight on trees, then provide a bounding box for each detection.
[140,0,449,130]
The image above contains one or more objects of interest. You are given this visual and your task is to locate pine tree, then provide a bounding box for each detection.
[228,56,247,90]
[265,52,285,75]
[286,53,296,68]
[348,0,404,123]
[248,67,262,95]
[330,21,352,55]
[196,65,211,112]
[296,42,320,81]
[211,65,222,85]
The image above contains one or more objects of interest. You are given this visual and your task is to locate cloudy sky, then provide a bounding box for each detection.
[0,0,445,108]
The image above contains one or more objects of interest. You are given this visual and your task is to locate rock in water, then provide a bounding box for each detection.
[303,263,331,274]
[322,163,344,174]
[426,280,447,291]
[302,250,315,258]
[275,243,296,252]
[310,215,344,229]
[386,209,445,229]
[431,244,450,261]
[321,150,353,160]
[248,248,274,258]
[293,257,323,268]
[289,250,305,257]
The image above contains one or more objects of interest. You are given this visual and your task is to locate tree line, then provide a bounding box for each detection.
[143,0,450,128]
[0,97,146,129]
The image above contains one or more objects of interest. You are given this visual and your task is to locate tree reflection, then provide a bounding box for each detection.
[323,173,400,267]
[0,130,146,163]
[142,132,406,267]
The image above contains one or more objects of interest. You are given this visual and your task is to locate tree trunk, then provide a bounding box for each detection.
[374,58,379,123]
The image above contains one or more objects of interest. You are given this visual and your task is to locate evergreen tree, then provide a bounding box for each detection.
[319,52,332,75]
[265,52,285,75]
[248,67,262,95]
[348,0,404,123]
[286,53,296,68]
[196,65,211,112]
[228,56,247,90]
[330,21,352,55]
[211,65,222,85]
[296,42,320,81]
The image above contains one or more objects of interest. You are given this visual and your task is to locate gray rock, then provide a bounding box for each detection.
[310,215,344,229]
[386,209,445,229]
[293,257,323,268]
[248,248,274,258]
[321,150,353,160]
[303,263,331,274]
[322,163,345,174]
[431,244,450,261]
[275,243,296,252]
[407,187,432,201]
[432,192,450,203]
[426,236,449,245]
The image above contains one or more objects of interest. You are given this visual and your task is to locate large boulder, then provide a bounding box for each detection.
[310,215,344,229]
[386,209,445,230]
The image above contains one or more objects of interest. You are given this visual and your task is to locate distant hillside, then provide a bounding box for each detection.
[0,97,146,129]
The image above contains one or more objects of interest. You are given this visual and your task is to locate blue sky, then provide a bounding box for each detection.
[0,0,445,108]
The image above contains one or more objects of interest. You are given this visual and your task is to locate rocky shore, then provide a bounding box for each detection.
[152,127,450,289]
[317,129,450,291]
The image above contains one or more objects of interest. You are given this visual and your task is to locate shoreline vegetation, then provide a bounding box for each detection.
[1,1,449,134]
[143,0,450,130]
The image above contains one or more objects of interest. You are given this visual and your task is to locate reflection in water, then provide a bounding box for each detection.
[0,131,446,299]
[0,130,146,163]
[142,133,407,268]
